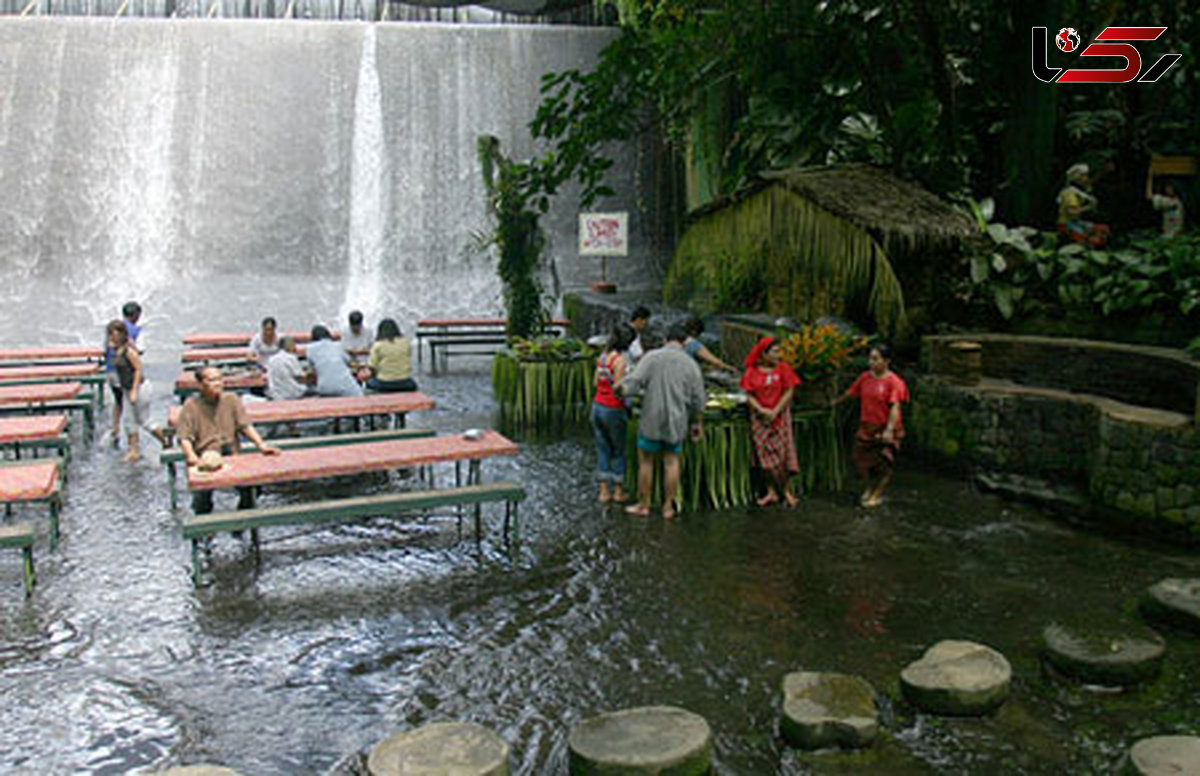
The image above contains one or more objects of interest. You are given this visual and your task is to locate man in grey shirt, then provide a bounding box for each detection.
[619,322,706,519]
[307,325,363,397]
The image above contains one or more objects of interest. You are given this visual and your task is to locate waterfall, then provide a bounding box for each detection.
[342,23,388,325]
[0,18,642,350]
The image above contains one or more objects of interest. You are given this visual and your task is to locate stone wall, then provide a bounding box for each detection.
[921,334,1200,421]
[909,375,1200,541]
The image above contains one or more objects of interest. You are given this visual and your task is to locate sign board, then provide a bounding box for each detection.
[579,212,628,256]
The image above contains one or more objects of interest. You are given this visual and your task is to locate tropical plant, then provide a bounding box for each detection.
[961,222,1200,336]
[477,135,547,339]
[777,324,870,383]
[491,346,597,428]
[621,407,844,511]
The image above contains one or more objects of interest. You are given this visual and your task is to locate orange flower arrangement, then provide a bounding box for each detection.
[777,324,869,382]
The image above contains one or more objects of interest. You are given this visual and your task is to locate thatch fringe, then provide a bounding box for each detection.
[667,183,907,335]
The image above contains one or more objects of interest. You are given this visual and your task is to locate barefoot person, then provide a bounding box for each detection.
[106,320,166,462]
[619,324,706,519]
[740,336,801,507]
[177,366,280,514]
[592,323,636,504]
[832,344,909,508]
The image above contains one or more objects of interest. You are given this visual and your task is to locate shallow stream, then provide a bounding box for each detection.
[0,363,1197,774]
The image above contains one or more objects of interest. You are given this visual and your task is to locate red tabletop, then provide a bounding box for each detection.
[0,382,83,406]
[0,460,59,501]
[0,415,69,443]
[188,430,518,490]
[168,391,435,427]
[183,331,338,346]
[181,346,307,363]
[0,363,102,380]
[417,318,569,328]
[0,346,104,361]
[174,371,266,391]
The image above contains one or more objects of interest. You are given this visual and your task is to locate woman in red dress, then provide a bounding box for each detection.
[833,344,909,508]
[740,337,801,507]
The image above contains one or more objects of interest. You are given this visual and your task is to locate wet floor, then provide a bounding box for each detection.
[0,361,1197,774]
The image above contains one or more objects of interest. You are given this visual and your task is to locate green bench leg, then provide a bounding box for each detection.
[191,539,201,586]
[82,405,94,444]
[167,464,178,510]
[474,503,482,542]
[22,546,35,597]
[49,499,60,551]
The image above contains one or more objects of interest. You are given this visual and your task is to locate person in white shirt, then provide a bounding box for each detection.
[341,310,375,360]
[626,305,652,364]
[249,316,281,370]
[265,337,310,401]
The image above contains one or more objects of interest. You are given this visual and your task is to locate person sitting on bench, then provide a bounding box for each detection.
[265,337,310,401]
[307,325,363,397]
[363,318,418,393]
[176,366,280,515]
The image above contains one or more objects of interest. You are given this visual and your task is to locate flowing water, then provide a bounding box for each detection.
[1,15,1197,775]
[0,358,1196,774]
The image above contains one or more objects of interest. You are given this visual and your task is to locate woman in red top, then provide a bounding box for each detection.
[592,323,636,503]
[833,343,910,508]
[740,337,802,507]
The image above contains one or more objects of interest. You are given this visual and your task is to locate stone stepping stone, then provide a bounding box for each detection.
[158,768,241,776]
[568,705,712,775]
[1140,578,1200,633]
[900,640,1011,716]
[1042,623,1165,686]
[367,722,510,776]
[780,671,878,750]
[1121,735,1200,775]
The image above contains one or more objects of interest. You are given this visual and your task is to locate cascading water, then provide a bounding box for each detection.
[342,23,388,324]
[0,18,642,351]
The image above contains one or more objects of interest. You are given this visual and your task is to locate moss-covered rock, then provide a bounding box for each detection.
[1140,578,1200,633]
[780,672,877,750]
[1041,623,1165,686]
[568,706,712,776]
[900,640,1011,716]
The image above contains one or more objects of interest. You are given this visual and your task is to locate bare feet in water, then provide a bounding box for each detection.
[757,492,780,507]
[611,488,628,503]
[122,450,141,463]
[783,492,799,508]
[624,504,651,517]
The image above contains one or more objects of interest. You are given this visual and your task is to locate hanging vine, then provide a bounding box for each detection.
[477,135,547,339]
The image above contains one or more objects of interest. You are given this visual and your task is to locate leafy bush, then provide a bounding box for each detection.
[958,213,1200,336]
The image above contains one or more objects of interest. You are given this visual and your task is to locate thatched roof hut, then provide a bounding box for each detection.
[665,164,974,336]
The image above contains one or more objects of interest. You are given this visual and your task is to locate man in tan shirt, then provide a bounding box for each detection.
[177,366,280,514]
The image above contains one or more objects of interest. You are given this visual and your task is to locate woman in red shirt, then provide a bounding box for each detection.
[592,323,636,503]
[833,344,909,508]
[740,337,801,507]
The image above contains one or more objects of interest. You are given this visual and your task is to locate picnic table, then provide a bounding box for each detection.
[0,363,107,408]
[167,392,434,434]
[186,430,517,494]
[180,346,307,366]
[0,459,63,549]
[416,318,570,373]
[180,431,523,582]
[0,416,71,463]
[183,331,339,347]
[0,346,104,367]
[0,382,93,442]
[173,370,266,400]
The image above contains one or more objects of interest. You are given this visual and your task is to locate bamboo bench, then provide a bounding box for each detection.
[181,481,526,584]
[160,427,436,509]
[0,522,36,596]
